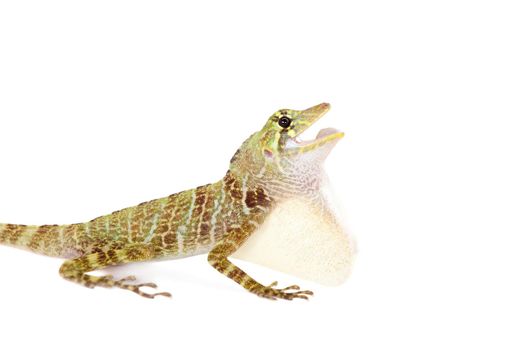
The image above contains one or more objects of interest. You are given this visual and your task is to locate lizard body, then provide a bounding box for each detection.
[0,103,351,300]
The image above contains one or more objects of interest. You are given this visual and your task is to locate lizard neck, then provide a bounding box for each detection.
[227,133,328,203]
[226,161,325,204]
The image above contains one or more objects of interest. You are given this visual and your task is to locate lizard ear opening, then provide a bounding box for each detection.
[263,148,274,159]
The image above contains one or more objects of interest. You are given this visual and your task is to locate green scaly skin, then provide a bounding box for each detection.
[0,103,344,300]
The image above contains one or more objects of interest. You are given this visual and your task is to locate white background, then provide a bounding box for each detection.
[0,1,524,349]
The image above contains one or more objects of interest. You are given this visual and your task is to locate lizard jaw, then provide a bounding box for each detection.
[284,103,345,151]
[286,128,344,149]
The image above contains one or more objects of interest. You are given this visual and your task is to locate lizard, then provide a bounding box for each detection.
[0,102,346,301]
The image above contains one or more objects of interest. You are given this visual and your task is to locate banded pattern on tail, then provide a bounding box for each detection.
[0,223,74,258]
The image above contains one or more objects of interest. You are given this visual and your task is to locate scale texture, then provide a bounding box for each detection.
[0,103,355,300]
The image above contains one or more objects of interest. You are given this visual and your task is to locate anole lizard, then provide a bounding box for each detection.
[0,103,349,300]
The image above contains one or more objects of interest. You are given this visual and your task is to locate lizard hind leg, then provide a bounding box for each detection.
[59,243,171,299]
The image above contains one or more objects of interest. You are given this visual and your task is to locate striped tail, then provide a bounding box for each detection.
[0,223,75,258]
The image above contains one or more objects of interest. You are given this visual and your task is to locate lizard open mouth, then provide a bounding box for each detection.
[286,127,344,149]
[284,103,344,151]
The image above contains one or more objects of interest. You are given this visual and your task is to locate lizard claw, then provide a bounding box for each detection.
[280,284,301,292]
[129,285,172,298]
[80,273,172,299]
[149,291,172,298]
[118,280,171,299]
[254,281,314,301]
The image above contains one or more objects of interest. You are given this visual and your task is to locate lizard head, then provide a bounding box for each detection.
[257,102,344,160]
[230,103,344,191]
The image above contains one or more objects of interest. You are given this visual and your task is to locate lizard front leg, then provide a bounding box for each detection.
[59,243,171,299]
[207,224,313,301]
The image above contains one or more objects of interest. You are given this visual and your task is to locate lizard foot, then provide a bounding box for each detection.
[86,274,172,299]
[115,279,172,299]
[253,281,314,301]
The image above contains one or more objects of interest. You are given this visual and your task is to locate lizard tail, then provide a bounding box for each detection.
[0,223,77,258]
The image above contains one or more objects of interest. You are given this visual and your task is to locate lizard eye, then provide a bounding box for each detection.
[278,116,291,128]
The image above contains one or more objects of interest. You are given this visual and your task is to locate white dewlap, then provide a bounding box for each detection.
[232,197,356,286]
